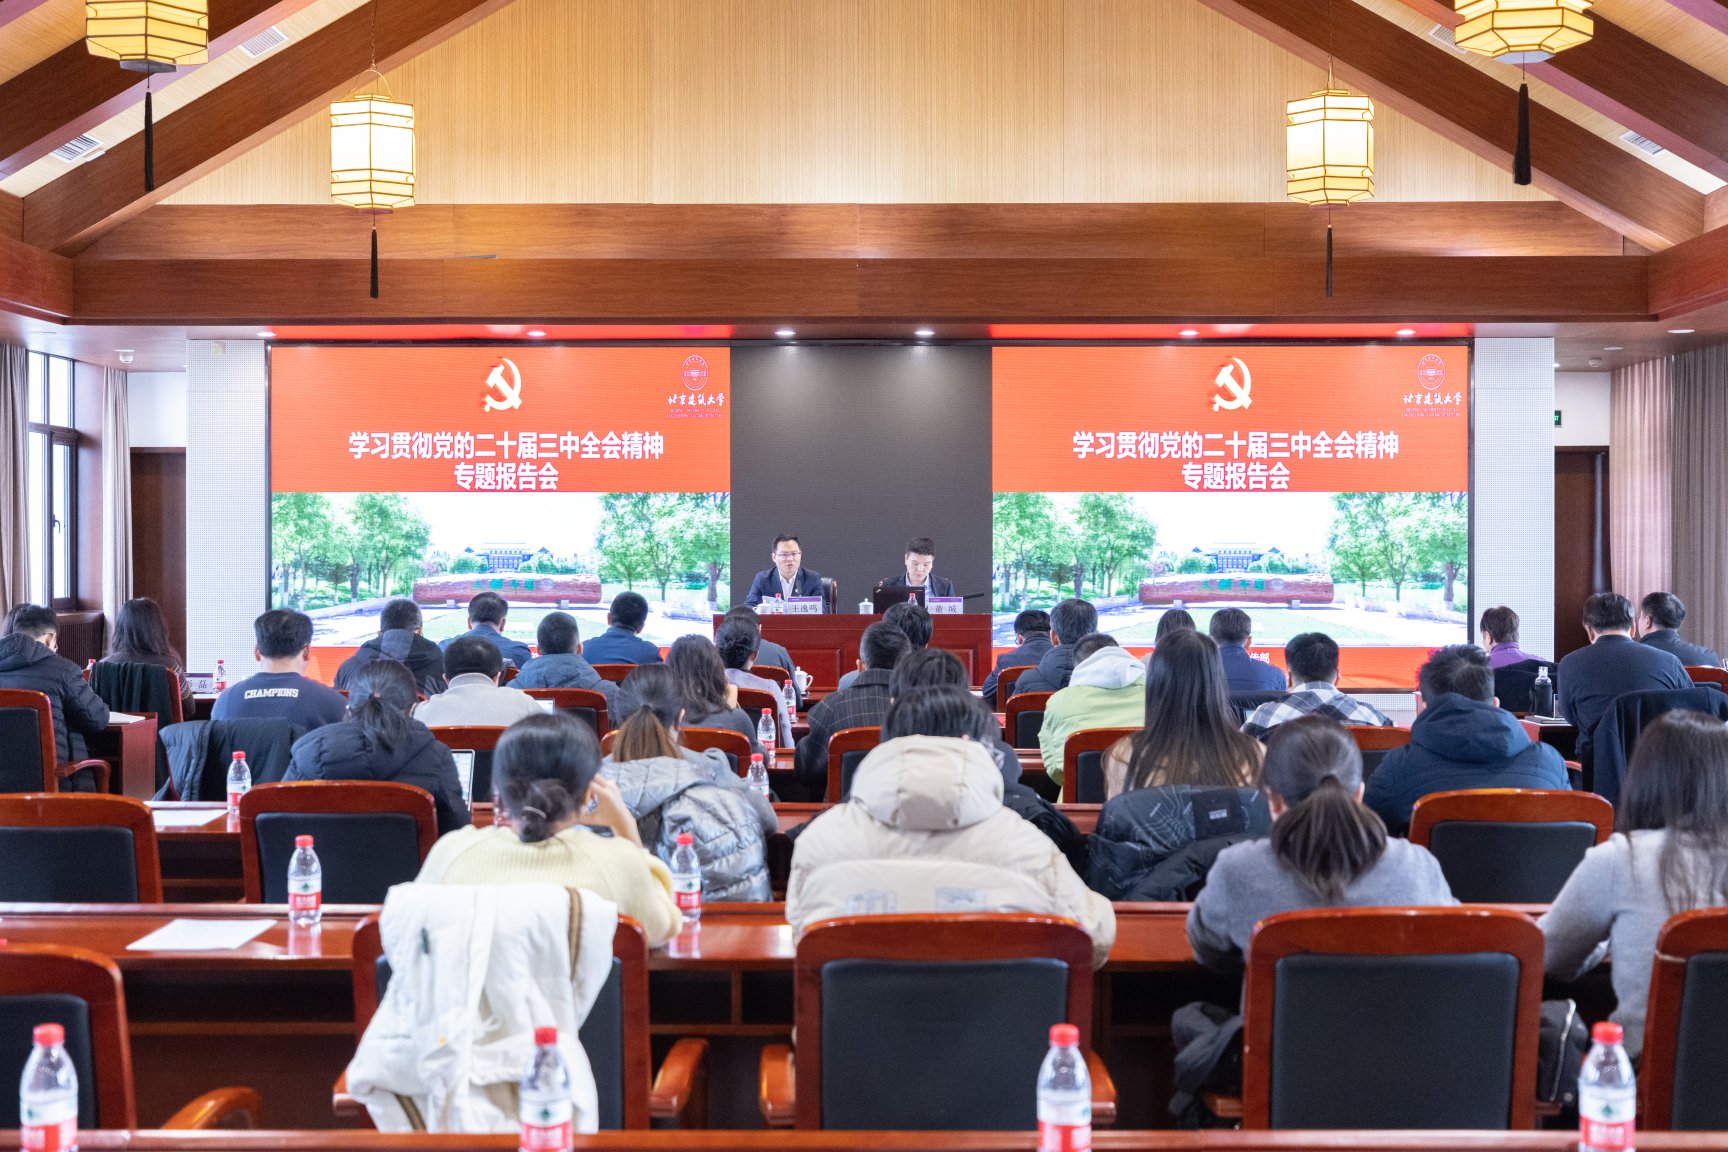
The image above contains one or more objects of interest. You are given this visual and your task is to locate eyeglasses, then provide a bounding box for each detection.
[774,551,802,560]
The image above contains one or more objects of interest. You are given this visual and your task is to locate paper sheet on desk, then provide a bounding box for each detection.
[127,919,276,951]
[108,712,147,724]
[151,810,226,828]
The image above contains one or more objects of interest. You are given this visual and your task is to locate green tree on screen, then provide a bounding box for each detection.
[672,493,731,608]
[1073,493,1159,597]
[1410,491,1469,609]
[993,493,1063,600]
[272,492,336,607]
[598,493,686,600]
[1328,493,1384,596]
[353,493,433,598]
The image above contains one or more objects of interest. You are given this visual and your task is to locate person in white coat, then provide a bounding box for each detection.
[787,686,1116,968]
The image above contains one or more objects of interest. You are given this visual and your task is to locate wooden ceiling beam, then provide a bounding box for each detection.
[1398,0,1728,183]
[1661,0,1728,38]
[0,232,72,321]
[0,0,327,181]
[1651,226,1728,317]
[22,0,520,255]
[1195,0,1704,250]
[0,0,53,29]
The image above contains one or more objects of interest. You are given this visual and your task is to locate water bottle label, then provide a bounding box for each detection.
[1581,1087,1636,1152]
[519,1097,572,1152]
[1037,1120,1091,1152]
[675,882,701,913]
[22,1099,76,1152]
[289,879,321,913]
[1581,1117,1633,1152]
[227,789,244,809]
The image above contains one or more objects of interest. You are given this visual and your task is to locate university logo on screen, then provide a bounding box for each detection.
[1404,352,1462,418]
[667,353,726,419]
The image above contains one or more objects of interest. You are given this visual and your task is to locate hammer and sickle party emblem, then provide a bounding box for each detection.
[483,358,523,412]
[1212,358,1253,412]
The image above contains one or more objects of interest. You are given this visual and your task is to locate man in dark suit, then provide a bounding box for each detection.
[1639,591,1723,669]
[743,534,826,608]
[1559,592,1691,763]
[438,591,533,669]
[982,608,1053,708]
[579,592,664,666]
[1207,607,1288,693]
[876,536,958,601]
[1011,598,1097,697]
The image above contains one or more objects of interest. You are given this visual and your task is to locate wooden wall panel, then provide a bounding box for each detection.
[165,0,1554,207]
[0,0,79,85]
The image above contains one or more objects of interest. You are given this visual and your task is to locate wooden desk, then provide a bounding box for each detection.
[87,715,161,800]
[730,614,994,691]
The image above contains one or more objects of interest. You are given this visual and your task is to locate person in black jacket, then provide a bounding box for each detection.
[0,604,109,786]
[1560,593,1691,763]
[1638,592,1723,669]
[334,599,448,697]
[283,658,469,834]
[1011,598,1098,697]
[982,609,1053,709]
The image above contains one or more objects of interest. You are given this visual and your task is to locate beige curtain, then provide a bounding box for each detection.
[101,367,132,624]
[1671,345,1728,659]
[1609,357,1672,613]
[0,345,29,610]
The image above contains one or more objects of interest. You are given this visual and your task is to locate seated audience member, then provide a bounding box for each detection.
[660,635,762,758]
[837,599,931,691]
[1155,609,1197,645]
[1365,645,1569,836]
[415,712,682,945]
[602,666,776,901]
[335,598,447,697]
[715,616,792,746]
[1480,605,1544,670]
[1037,634,1147,785]
[579,592,663,666]
[1012,598,1098,697]
[1187,716,1456,970]
[1242,632,1391,738]
[213,609,346,732]
[511,611,614,698]
[0,604,110,785]
[1558,592,1691,763]
[1208,608,1287,694]
[284,658,469,834]
[412,636,544,728]
[101,596,194,709]
[794,622,911,797]
[788,686,1116,967]
[438,591,532,669]
[982,608,1053,709]
[1638,591,1723,669]
[1541,712,1728,1061]
[723,606,794,679]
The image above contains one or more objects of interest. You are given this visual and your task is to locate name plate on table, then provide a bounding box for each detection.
[184,671,215,693]
[783,597,825,615]
[927,597,965,615]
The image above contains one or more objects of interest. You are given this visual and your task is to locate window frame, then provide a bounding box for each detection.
[25,351,80,612]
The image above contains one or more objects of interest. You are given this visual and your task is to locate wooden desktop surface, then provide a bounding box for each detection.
[736,614,994,690]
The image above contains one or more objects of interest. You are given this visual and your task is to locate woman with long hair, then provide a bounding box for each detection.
[663,635,763,758]
[1542,711,1728,1059]
[1104,630,1263,799]
[1186,715,1454,971]
[415,711,681,945]
[283,658,469,834]
[1154,609,1197,645]
[101,596,193,706]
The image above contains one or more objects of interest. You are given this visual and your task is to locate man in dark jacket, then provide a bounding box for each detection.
[1366,644,1569,836]
[513,611,615,699]
[1638,592,1723,669]
[1559,592,1691,763]
[793,623,911,798]
[438,591,533,669]
[1011,598,1097,697]
[982,608,1054,709]
[335,599,447,696]
[1208,608,1288,693]
[0,604,109,784]
[579,592,663,666]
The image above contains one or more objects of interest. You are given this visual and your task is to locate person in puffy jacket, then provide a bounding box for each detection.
[602,664,776,901]
[334,599,447,697]
[284,658,469,834]
[1364,644,1568,836]
[512,611,614,698]
[0,604,109,779]
[1037,634,1147,784]
[788,686,1116,968]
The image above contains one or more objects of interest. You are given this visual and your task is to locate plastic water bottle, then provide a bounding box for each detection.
[783,679,798,720]
[1036,1023,1091,1152]
[757,708,776,756]
[746,753,771,799]
[670,831,702,924]
[214,659,228,692]
[287,834,322,928]
[519,1026,573,1152]
[1533,667,1555,717]
[1579,1021,1635,1152]
[20,1024,77,1152]
[225,752,251,812]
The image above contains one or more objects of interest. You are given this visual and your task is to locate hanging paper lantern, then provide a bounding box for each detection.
[1285,89,1375,206]
[85,1,208,72]
[1454,0,1593,65]
[329,92,417,211]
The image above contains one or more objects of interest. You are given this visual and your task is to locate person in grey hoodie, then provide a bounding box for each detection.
[1037,634,1147,785]
[512,612,615,700]
[334,599,447,697]
[600,664,775,901]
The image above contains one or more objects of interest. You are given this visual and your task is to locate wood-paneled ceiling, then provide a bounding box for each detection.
[4,0,1728,366]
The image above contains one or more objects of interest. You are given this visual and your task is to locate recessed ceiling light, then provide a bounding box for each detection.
[526,330,546,338]
[1178,328,1199,338]
[775,328,796,339]
[914,327,935,338]
[1553,362,1562,369]
[1395,328,1415,337]
[1602,345,1623,351]
[115,349,134,364]
[256,331,275,339]
[1668,328,1696,335]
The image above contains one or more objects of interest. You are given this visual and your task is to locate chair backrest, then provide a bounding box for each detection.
[0,689,57,793]
[351,914,654,1129]
[1243,907,1541,1130]
[826,726,881,803]
[1060,726,1139,803]
[0,944,135,1129]
[1229,690,1288,724]
[591,664,635,684]
[792,914,1093,1130]
[1492,659,1559,715]
[1686,666,1728,690]
[1004,690,1052,751]
[750,664,791,688]
[1408,789,1613,903]
[499,666,518,685]
[0,794,162,903]
[1644,908,1728,1130]
[90,661,184,726]
[1345,724,1412,780]
[681,726,752,776]
[519,688,609,736]
[735,688,780,727]
[429,725,507,806]
[996,665,1036,703]
[238,781,438,904]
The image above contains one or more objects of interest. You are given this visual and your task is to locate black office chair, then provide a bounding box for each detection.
[0,795,163,903]
[1645,909,1728,1130]
[1409,789,1614,903]
[238,782,438,904]
[1492,659,1558,715]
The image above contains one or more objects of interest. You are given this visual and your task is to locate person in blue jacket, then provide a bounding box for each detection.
[579,592,664,666]
[1365,644,1569,836]
[743,534,825,608]
[438,591,532,669]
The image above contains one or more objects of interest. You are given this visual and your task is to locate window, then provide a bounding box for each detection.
[25,353,78,609]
